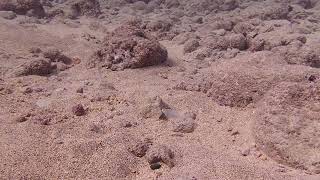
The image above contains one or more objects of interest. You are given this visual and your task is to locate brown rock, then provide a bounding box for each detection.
[0,0,45,18]
[88,23,168,70]
[15,59,55,76]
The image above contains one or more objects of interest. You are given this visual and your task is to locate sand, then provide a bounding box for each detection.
[0,0,320,179]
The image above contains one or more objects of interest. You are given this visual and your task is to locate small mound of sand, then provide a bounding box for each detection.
[207,71,273,108]
[174,69,275,108]
[254,82,320,174]
[88,23,168,70]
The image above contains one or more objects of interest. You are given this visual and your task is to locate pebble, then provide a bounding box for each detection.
[163,109,197,133]
[76,87,84,93]
[22,87,33,94]
[241,148,250,156]
[72,104,86,116]
[231,130,240,136]
[29,47,42,54]
[259,154,268,161]
[150,163,161,170]
[176,176,198,180]
[146,145,175,168]
[308,75,316,82]
[139,96,169,119]
[128,140,150,158]
[15,115,28,123]
[159,73,168,79]
[89,124,100,133]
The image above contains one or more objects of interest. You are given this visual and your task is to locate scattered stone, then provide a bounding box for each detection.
[128,140,151,158]
[22,87,33,94]
[279,45,320,68]
[43,48,72,64]
[0,0,45,18]
[1,87,13,94]
[259,154,268,161]
[224,48,240,59]
[0,11,16,19]
[173,32,199,45]
[139,96,169,119]
[204,34,248,51]
[297,36,307,44]
[32,87,43,93]
[122,121,133,128]
[43,48,61,60]
[249,38,265,52]
[68,0,101,19]
[34,116,51,125]
[294,0,316,9]
[176,176,198,180]
[220,0,238,11]
[146,19,173,33]
[89,124,100,133]
[146,144,175,168]
[233,22,254,35]
[241,2,290,20]
[231,130,240,136]
[31,111,55,125]
[29,47,42,54]
[163,110,197,133]
[172,117,195,133]
[227,34,248,51]
[183,39,200,54]
[213,29,226,36]
[240,148,250,156]
[308,75,317,82]
[192,16,203,24]
[159,72,168,79]
[72,104,86,116]
[212,20,234,31]
[132,1,147,11]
